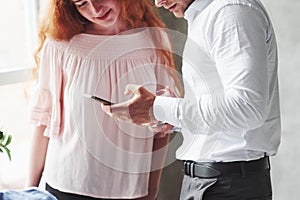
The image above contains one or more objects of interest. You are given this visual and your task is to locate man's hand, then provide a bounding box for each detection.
[150,123,174,138]
[101,84,158,126]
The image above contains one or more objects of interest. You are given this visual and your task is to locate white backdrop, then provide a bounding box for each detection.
[262,0,300,199]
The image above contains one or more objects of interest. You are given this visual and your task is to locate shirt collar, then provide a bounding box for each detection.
[184,0,214,21]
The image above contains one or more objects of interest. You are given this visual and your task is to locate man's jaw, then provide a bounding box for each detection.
[166,3,177,12]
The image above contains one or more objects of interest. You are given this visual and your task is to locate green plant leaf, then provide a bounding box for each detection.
[0,130,13,161]
[0,131,3,140]
[5,135,12,146]
[2,146,11,161]
[0,134,5,143]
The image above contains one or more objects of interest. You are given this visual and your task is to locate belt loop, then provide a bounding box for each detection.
[190,162,195,178]
[264,153,270,170]
[186,161,190,176]
[240,162,246,178]
[266,156,271,170]
[183,161,188,175]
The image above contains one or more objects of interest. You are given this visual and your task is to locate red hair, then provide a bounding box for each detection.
[33,0,183,95]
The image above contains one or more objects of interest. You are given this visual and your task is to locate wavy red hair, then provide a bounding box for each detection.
[33,0,183,95]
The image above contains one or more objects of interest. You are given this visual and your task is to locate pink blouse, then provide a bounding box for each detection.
[29,28,178,198]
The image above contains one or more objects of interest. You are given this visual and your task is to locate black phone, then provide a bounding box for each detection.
[83,94,114,105]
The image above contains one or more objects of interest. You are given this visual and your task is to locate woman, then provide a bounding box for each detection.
[26,0,181,199]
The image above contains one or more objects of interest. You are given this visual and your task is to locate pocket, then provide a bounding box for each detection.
[246,170,272,199]
[203,176,232,195]
[180,176,217,200]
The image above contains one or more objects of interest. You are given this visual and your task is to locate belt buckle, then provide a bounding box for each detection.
[184,161,222,178]
[183,161,196,178]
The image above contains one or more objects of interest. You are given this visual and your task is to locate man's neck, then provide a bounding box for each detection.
[185,0,196,12]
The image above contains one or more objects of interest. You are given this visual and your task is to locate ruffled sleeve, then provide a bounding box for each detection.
[29,39,63,138]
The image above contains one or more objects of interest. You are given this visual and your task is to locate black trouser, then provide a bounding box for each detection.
[46,183,143,200]
[180,157,272,200]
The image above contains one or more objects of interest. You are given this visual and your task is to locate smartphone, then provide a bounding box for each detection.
[83,94,115,105]
[151,122,181,132]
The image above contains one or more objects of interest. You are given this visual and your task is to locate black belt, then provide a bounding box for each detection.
[182,156,270,178]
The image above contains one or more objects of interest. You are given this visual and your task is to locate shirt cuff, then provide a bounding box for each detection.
[153,96,181,127]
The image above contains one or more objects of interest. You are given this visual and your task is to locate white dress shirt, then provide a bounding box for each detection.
[153,0,281,162]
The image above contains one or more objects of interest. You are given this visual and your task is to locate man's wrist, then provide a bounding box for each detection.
[153,96,181,127]
[149,96,158,124]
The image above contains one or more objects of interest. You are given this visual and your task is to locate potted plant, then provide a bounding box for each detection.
[0,129,12,161]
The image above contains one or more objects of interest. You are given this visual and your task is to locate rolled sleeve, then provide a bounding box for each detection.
[153,96,182,127]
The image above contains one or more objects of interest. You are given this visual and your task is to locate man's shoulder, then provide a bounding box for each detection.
[202,0,260,14]
[193,0,265,23]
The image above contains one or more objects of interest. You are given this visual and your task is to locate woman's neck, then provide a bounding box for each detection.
[85,23,127,35]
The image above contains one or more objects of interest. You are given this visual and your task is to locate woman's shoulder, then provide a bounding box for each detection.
[44,37,70,52]
[45,35,99,57]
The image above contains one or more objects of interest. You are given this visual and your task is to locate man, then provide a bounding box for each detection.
[102,0,281,199]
